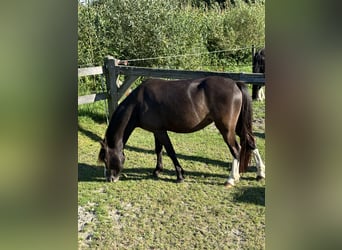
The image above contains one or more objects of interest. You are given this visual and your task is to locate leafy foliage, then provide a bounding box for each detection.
[78,0,264,68]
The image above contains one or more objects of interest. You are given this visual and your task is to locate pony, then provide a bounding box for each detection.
[98,76,265,187]
[252,48,265,101]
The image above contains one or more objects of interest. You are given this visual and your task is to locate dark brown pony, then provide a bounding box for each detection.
[99,76,264,186]
[252,48,265,100]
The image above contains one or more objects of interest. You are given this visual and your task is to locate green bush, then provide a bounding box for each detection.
[78,0,264,69]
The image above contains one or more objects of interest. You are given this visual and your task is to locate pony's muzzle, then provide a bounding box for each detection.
[106,169,120,182]
[107,175,120,182]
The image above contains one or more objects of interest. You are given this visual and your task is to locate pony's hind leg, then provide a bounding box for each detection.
[153,133,163,177]
[154,131,185,182]
[216,123,241,187]
[253,148,265,180]
[226,158,240,187]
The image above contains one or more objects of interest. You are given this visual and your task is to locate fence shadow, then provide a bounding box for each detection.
[254,132,265,139]
[78,147,258,183]
[78,108,107,124]
[125,145,229,169]
[78,124,102,142]
[78,162,229,185]
[78,162,262,189]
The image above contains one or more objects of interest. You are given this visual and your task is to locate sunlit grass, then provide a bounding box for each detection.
[78,97,265,249]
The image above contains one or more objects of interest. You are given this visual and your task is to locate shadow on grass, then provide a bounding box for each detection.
[78,162,265,191]
[125,145,228,169]
[240,166,260,180]
[233,186,265,206]
[78,109,107,124]
[78,125,261,171]
[79,149,259,184]
[78,121,229,170]
[78,162,229,185]
[254,132,265,139]
[78,124,103,142]
[78,162,167,182]
[78,162,179,183]
[78,163,105,182]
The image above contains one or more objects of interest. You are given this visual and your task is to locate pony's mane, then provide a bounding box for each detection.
[105,87,140,148]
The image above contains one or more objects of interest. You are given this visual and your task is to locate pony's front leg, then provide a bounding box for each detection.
[154,131,185,182]
[225,158,240,187]
[253,149,265,180]
[153,134,163,177]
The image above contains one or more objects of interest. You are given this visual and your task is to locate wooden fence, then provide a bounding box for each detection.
[78,54,265,117]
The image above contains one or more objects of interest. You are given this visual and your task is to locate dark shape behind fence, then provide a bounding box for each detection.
[252,48,265,100]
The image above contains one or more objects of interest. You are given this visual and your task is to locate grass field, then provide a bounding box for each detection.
[78,92,265,249]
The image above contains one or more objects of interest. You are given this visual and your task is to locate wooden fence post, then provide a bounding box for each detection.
[103,56,119,118]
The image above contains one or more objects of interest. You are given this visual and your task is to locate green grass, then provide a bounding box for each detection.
[78,96,265,249]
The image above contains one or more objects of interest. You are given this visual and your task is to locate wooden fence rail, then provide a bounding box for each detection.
[78,66,103,77]
[77,66,106,105]
[78,53,265,117]
[116,66,265,83]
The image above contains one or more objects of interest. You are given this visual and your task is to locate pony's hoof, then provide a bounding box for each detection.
[176,178,184,183]
[153,170,160,178]
[224,182,235,188]
[107,176,120,182]
[256,176,265,181]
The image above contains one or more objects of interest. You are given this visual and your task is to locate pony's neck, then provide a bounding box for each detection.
[105,103,137,149]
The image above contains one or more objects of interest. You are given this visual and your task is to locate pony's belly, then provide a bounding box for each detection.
[140,116,213,133]
[169,117,213,133]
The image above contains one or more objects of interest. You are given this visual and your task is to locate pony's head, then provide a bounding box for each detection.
[253,48,265,73]
[98,139,125,182]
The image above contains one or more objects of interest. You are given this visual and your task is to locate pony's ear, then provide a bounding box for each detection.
[98,139,106,163]
[98,147,106,163]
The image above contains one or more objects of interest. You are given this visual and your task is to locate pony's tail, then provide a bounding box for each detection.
[236,81,256,173]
